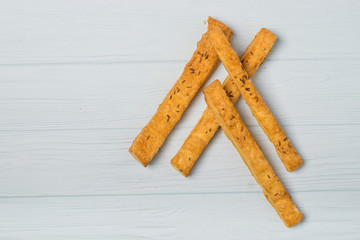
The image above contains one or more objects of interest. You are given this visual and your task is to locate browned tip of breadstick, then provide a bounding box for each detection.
[258,28,277,41]
[262,192,303,227]
[129,151,147,167]
[171,159,189,177]
[203,80,303,227]
[207,17,233,39]
[240,28,277,76]
[208,27,243,78]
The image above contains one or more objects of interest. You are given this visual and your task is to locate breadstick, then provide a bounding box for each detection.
[171,28,277,177]
[129,17,233,167]
[203,80,303,227]
[209,27,303,172]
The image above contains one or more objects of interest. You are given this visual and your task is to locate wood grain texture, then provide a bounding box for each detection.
[0,0,360,239]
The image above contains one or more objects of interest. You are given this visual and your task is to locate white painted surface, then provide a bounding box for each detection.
[1,0,359,239]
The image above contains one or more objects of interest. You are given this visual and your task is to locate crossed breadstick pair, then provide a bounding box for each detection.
[129,17,303,227]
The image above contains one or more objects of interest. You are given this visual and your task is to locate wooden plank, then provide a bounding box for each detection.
[0,1,359,65]
[0,59,359,132]
[1,124,359,197]
[0,192,359,239]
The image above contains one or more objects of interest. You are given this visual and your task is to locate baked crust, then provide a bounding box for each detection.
[129,17,233,167]
[171,28,277,176]
[203,80,303,227]
[209,27,303,172]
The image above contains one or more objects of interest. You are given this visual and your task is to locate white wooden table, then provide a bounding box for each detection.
[1,0,360,239]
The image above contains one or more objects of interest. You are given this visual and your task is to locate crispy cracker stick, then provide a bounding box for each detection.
[171,28,276,177]
[129,17,233,167]
[203,80,303,227]
[209,27,303,172]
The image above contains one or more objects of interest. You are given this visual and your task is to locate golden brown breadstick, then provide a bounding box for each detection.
[171,28,277,176]
[129,17,233,167]
[209,27,303,172]
[203,80,303,227]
